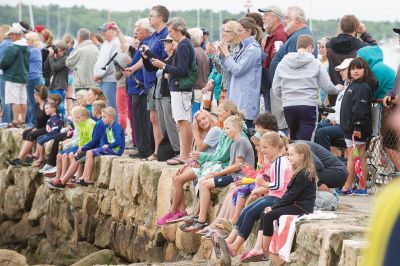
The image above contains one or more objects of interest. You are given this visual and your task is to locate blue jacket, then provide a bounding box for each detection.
[269,26,317,81]
[221,36,263,120]
[28,47,42,80]
[81,117,106,152]
[100,121,125,156]
[142,27,168,89]
[357,46,396,99]
[127,36,151,95]
[46,114,63,136]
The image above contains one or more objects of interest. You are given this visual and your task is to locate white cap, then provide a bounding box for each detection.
[5,23,23,35]
[335,58,354,71]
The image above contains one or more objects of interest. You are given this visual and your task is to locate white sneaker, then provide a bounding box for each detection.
[38,164,53,173]
[43,166,57,174]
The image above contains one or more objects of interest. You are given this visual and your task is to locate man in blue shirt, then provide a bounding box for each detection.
[0,26,13,124]
[269,6,317,135]
[129,5,170,160]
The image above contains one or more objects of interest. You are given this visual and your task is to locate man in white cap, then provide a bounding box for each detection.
[0,24,29,127]
[258,5,287,113]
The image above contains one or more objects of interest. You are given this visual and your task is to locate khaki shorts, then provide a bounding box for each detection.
[147,85,157,111]
[5,81,27,104]
[171,91,192,122]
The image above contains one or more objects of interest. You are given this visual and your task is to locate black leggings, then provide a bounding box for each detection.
[47,132,69,166]
[260,205,305,237]
[22,128,47,141]
[317,168,347,188]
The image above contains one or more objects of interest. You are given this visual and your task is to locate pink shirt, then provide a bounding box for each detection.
[264,155,292,198]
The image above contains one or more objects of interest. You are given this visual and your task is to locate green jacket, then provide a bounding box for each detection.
[198,125,247,167]
[76,118,96,148]
[0,40,29,83]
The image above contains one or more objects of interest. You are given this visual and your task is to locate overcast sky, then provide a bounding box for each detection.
[2,0,400,22]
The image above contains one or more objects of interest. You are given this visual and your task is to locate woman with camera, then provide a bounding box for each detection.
[45,41,69,111]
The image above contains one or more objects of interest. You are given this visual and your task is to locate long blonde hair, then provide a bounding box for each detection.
[289,143,317,181]
[193,109,217,140]
[224,21,241,45]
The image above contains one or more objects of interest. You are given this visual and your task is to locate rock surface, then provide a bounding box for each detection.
[0,129,373,265]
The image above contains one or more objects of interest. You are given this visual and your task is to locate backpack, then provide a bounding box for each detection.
[178,51,198,90]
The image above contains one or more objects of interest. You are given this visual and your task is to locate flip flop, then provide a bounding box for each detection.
[218,235,232,264]
[145,153,158,161]
[240,251,269,263]
[210,231,221,259]
[166,156,186,165]
[239,250,250,260]
[77,179,95,186]
[183,221,208,232]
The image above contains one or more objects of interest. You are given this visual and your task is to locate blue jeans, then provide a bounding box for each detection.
[0,75,12,123]
[262,90,271,113]
[236,195,278,240]
[26,78,43,126]
[99,82,118,119]
[314,120,344,151]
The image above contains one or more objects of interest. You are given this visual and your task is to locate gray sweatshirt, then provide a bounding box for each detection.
[272,52,340,107]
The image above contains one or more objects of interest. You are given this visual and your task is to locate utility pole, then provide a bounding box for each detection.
[29,4,34,28]
[18,1,22,21]
[57,6,61,39]
[197,9,200,28]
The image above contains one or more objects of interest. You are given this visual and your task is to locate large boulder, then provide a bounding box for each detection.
[71,249,119,266]
[0,249,28,266]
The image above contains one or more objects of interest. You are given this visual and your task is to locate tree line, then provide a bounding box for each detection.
[1,4,399,42]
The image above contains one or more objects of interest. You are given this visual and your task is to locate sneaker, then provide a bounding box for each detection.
[48,179,66,190]
[157,211,176,226]
[335,187,353,195]
[166,210,189,224]
[43,166,57,174]
[39,164,53,173]
[7,158,22,167]
[352,188,368,196]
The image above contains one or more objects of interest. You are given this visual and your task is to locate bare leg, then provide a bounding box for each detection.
[318,183,331,192]
[358,144,368,188]
[170,168,196,213]
[75,164,84,178]
[198,178,215,223]
[227,235,245,256]
[225,228,239,244]
[149,110,163,154]
[17,141,34,159]
[230,197,246,225]
[82,151,95,181]
[385,148,400,171]
[19,104,27,123]
[248,230,265,255]
[12,104,19,124]
[261,235,272,257]
[61,153,70,178]
[344,147,355,190]
[33,144,44,165]
[60,158,79,184]
[177,120,193,159]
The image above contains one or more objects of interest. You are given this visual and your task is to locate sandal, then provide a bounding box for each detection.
[145,153,158,161]
[166,156,186,165]
[183,221,208,232]
[77,179,95,186]
[240,251,269,263]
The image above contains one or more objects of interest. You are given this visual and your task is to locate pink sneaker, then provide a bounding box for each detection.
[166,210,189,224]
[157,211,175,226]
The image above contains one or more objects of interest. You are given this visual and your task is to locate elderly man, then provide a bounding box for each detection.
[258,5,287,112]
[268,6,317,134]
[0,24,29,127]
[66,28,99,92]
[93,23,121,114]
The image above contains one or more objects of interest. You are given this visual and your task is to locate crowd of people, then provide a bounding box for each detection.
[0,4,399,263]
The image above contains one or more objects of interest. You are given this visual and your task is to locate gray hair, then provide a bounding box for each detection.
[288,6,307,23]
[188,28,203,46]
[166,17,187,35]
[135,18,155,34]
[77,28,91,41]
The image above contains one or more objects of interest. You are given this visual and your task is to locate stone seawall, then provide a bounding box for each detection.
[0,129,372,266]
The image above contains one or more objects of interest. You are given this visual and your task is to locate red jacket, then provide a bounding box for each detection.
[263,24,287,69]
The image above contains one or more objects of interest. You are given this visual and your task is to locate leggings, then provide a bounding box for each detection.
[317,168,347,188]
[22,127,47,141]
[260,205,305,237]
[47,132,69,166]
[236,195,278,240]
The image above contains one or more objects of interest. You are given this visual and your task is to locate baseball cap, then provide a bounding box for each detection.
[5,24,23,35]
[258,6,283,19]
[335,58,354,71]
[393,28,400,34]
[34,25,45,33]
[160,35,173,42]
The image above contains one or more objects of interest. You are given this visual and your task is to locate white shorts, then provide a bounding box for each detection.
[5,81,27,104]
[345,138,366,148]
[170,91,192,122]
